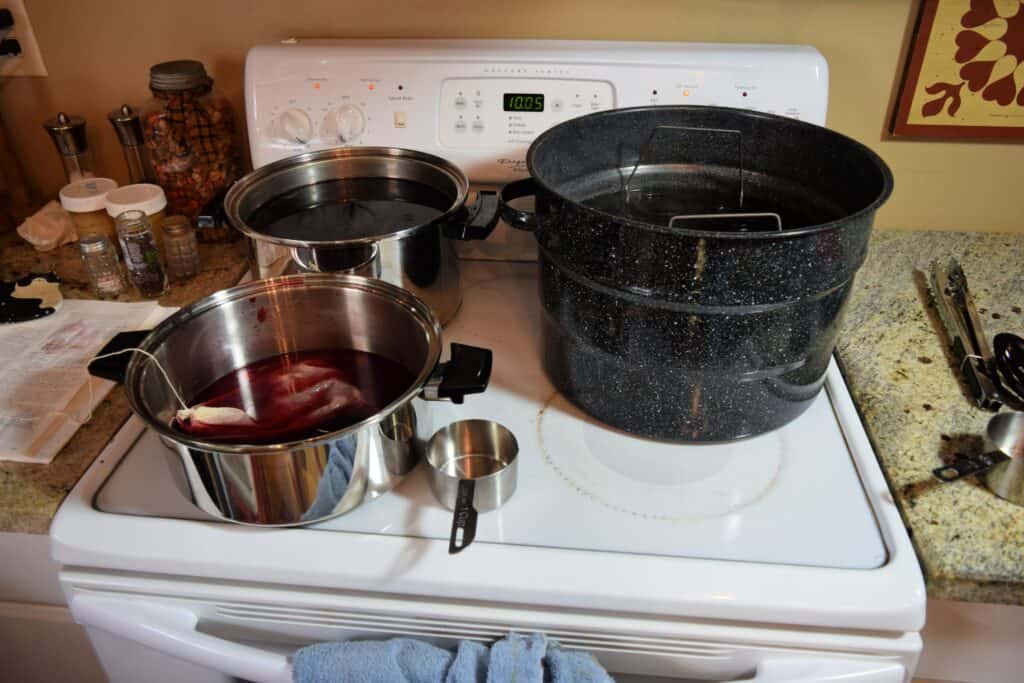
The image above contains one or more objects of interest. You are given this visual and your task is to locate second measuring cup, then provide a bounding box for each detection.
[425,420,518,554]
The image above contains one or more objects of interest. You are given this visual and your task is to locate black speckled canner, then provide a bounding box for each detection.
[500,106,893,442]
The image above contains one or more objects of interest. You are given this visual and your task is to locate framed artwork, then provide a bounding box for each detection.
[891,0,1024,140]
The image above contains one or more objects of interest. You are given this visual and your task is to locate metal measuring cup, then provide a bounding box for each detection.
[984,412,1024,505]
[933,412,1024,506]
[425,420,518,554]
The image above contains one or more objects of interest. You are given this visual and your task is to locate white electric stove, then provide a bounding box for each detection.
[51,40,925,683]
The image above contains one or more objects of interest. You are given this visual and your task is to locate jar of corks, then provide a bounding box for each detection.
[142,60,241,241]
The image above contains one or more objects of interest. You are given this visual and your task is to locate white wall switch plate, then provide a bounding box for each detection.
[0,0,47,77]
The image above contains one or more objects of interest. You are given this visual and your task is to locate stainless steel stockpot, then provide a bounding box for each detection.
[224,147,500,325]
[89,274,492,526]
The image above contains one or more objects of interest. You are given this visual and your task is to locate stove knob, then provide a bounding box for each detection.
[322,105,366,144]
[270,108,314,145]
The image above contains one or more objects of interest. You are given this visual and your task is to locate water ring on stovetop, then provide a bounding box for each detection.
[537,391,782,520]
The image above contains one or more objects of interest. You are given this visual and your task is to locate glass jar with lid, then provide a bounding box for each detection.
[105,183,167,250]
[59,177,118,242]
[161,215,201,281]
[141,60,241,221]
[78,234,126,299]
[115,210,167,298]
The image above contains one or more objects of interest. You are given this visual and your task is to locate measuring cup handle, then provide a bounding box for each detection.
[449,479,478,555]
[932,451,1009,482]
[994,333,1024,408]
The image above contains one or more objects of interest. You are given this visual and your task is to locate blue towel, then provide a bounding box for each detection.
[292,632,614,683]
[301,436,357,522]
[485,633,545,683]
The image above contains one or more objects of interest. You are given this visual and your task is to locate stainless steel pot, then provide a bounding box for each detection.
[88,274,493,526]
[223,147,500,325]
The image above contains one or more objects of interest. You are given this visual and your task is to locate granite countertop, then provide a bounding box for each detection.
[1,227,1022,607]
[838,229,1024,605]
[0,231,249,534]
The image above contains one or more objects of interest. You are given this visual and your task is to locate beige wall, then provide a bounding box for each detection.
[1,0,1021,232]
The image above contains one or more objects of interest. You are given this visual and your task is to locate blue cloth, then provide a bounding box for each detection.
[485,633,545,683]
[292,632,614,683]
[301,435,356,522]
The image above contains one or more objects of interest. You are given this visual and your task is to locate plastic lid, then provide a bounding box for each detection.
[150,60,211,91]
[105,183,167,217]
[59,177,118,212]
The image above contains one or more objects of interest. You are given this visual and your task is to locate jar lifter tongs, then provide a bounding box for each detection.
[928,258,1004,412]
[928,258,1024,481]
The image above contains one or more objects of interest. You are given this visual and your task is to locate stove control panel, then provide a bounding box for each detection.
[436,78,616,148]
[245,40,829,184]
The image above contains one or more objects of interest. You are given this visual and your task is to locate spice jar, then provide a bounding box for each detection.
[105,183,167,250]
[162,215,201,281]
[59,177,118,242]
[115,210,167,298]
[142,60,241,220]
[79,234,126,299]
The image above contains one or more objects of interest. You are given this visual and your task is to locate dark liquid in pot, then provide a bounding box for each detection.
[249,178,454,241]
[172,349,416,444]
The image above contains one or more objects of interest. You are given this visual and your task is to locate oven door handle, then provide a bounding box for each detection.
[70,593,293,683]
[72,593,905,683]
[733,657,905,682]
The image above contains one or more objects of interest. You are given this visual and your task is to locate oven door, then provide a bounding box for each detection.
[66,575,919,683]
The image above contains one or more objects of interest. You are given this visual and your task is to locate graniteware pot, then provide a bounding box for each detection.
[500,105,893,441]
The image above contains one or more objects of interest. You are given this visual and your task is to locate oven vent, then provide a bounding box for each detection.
[213,603,736,660]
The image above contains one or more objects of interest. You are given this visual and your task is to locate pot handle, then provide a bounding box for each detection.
[498,177,540,232]
[422,343,493,404]
[443,190,501,241]
[87,330,151,383]
[195,185,232,240]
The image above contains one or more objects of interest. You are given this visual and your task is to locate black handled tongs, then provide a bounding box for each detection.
[928,258,1005,411]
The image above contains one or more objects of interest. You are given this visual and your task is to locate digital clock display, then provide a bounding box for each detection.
[503,93,545,112]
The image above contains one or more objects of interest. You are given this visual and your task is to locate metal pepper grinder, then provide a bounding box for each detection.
[42,112,94,183]
[107,104,156,184]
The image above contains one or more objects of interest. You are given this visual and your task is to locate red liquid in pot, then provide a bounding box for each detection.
[172,349,416,444]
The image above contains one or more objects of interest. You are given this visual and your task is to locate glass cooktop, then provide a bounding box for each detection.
[94,261,887,570]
